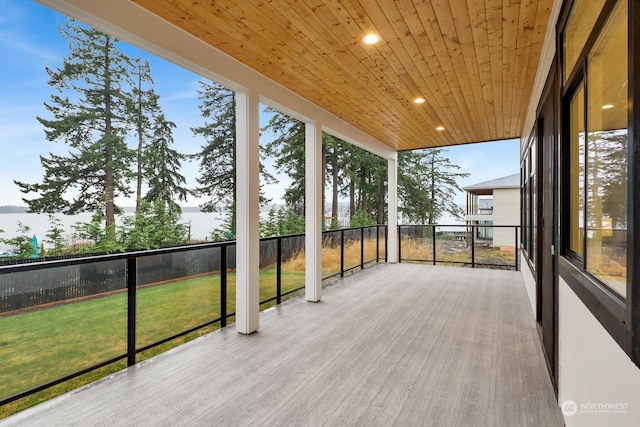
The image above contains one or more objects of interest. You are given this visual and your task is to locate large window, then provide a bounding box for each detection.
[521,137,536,268]
[563,0,607,82]
[585,0,628,296]
[568,85,585,257]
[564,0,628,298]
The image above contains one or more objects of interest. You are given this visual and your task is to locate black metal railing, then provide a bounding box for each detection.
[0,225,386,407]
[398,224,520,271]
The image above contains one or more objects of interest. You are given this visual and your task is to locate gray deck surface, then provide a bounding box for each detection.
[2,264,563,427]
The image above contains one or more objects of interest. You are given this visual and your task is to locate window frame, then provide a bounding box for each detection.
[520,136,537,273]
[558,0,637,361]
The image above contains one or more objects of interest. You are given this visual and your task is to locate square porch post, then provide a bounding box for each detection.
[387,155,398,263]
[305,121,323,302]
[235,89,260,334]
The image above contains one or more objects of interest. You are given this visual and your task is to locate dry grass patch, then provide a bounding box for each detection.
[278,239,381,275]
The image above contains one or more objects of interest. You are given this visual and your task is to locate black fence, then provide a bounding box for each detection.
[398,224,520,270]
[0,247,231,313]
[0,225,386,407]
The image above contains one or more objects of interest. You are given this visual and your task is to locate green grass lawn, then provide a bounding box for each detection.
[0,269,305,418]
[0,240,379,418]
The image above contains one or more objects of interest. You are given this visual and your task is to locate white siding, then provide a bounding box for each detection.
[559,279,640,426]
[493,188,520,247]
[520,253,536,314]
[520,265,640,426]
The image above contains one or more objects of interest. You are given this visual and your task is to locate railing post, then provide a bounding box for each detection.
[276,237,282,304]
[376,225,380,263]
[432,225,437,265]
[398,225,402,263]
[340,229,345,278]
[384,225,388,263]
[515,226,519,271]
[220,245,227,327]
[126,256,137,367]
[471,225,475,268]
[360,227,365,270]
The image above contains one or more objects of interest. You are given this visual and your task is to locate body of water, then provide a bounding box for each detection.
[0,211,227,250]
[0,210,467,252]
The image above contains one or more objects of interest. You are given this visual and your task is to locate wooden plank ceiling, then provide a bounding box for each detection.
[132,0,552,151]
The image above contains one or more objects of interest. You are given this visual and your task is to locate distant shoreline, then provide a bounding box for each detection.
[0,206,206,214]
[0,206,28,214]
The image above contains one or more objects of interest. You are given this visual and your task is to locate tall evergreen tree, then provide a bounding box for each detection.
[192,81,273,235]
[144,114,189,211]
[338,143,386,224]
[324,134,344,229]
[398,148,468,224]
[263,109,306,214]
[398,150,432,224]
[129,58,160,212]
[127,59,188,221]
[191,81,236,216]
[352,148,386,223]
[264,111,387,226]
[15,19,135,239]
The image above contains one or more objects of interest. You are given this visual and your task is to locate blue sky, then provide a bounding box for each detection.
[0,1,520,208]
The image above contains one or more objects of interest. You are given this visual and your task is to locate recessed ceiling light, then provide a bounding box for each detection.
[436,126,445,131]
[362,33,381,45]
[413,97,426,104]
[602,104,615,109]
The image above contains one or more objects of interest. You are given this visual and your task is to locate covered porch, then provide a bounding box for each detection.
[2,264,562,426]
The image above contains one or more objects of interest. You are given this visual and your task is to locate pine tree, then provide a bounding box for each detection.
[44,214,68,256]
[127,58,188,220]
[144,114,189,211]
[71,212,124,254]
[398,150,432,224]
[324,134,344,229]
[340,143,386,224]
[192,81,273,234]
[263,111,346,222]
[259,206,305,237]
[260,206,280,237]
[399,148,469,224]
[15,19,135,240]
[264,111,387,226]
[0,222,36,259]
[263,109,306,214]
[120,199,188,250]
[191,81,236,215]
[353,148,386,223]
[129,59,160,212]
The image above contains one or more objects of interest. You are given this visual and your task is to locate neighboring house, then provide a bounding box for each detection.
[463,173,520,248]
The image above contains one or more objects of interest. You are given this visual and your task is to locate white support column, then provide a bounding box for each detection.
[305,121,323,302]
[235,89,260,334]
[387,155,398,263]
